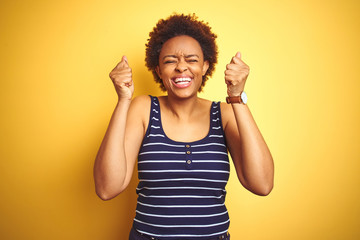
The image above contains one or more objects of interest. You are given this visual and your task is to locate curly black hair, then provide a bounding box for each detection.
[145,13,218,92]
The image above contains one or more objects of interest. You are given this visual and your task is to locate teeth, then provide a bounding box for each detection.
[177,81,189,85]
[174,77,191,83]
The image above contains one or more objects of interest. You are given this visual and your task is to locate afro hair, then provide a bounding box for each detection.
[145,13,218,92]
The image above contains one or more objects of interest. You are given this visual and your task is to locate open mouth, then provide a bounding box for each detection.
[172,77,192,88]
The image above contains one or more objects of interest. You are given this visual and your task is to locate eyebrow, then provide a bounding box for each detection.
[162,54,200,60]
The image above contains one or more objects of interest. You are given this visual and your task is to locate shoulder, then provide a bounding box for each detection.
[128,95,152,126]
[196,98,213,116]
[130,94,152,111]
[219,102,234,130]
[131,95,152,107]
[219,101,233,116]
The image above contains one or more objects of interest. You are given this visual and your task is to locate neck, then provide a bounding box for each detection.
[163,94,200,120]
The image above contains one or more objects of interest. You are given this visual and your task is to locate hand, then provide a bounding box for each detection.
[109,56,134,101]
[225,52,250,97]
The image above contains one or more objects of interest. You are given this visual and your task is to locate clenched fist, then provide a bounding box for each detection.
[225,52,250,97]
[109,56,134,101]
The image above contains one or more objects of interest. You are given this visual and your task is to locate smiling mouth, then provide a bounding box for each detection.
[173,77,192,85]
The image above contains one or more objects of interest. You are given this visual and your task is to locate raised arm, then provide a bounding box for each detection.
[222,52,274,196]
[93,56,147,200]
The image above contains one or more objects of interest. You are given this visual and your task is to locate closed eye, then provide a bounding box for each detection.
[164,60,177,64]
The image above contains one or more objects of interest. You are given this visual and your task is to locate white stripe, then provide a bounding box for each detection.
[209,135,223,138]
[192,151,228,156]
[212,111,219,115]
[153,102,158,106]
[138,201,225,208]
[138,170,229,173]
[139,178,227,183]
[191,143,226,148]
[136,210,227,218]
[192,160,229,164]
[213,105,218,108]
[146,134,165,138]
[152,109,159,113]
[212,126,221,130]
[150,125,161,129]
[134,218,230,228]
[139,151,184,155]
[152,117,159,121]
[139,193,225,199]
[138,160,185,164]
[136,229,228,238]
[138,160,229,164]
[136,186,224,191]
[212,118,220,122]
[142,142,185,148]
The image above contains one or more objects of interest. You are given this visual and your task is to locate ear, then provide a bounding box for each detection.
[202,60,209,76]
[155,66,161,79]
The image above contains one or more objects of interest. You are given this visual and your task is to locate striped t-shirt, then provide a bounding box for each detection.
[133,96,230,239]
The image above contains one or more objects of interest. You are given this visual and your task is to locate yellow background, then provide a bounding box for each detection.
[1,0,359,239]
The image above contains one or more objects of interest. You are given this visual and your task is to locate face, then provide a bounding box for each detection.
[156,35,209,98]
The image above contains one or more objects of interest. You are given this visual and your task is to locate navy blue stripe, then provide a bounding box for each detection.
[133,96,230,240]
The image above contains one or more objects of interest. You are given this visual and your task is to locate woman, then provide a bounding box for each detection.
[94,14,274,240]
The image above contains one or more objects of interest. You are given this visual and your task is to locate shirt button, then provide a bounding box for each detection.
[186,151,191,154]
[186,144,190,148]
[187,160,192,164]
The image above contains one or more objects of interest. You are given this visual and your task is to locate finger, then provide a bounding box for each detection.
[109,69,132,80]
[226,63,241,71]
[225,79,234,86]
[235,52,241,59]
[123,78,133,87]
[125,81,133,87]
[114,73,133,81]
[227,62,249,73]
[224,75,238,83]
[226,63,248,72]
[111,68,132,75]
[114,77,133,86]
[225,67,249,75]
[224,69,239,76]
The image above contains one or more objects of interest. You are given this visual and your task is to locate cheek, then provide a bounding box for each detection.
[159,65,173,77]
[161,74,172,89]
[191,65,204,75]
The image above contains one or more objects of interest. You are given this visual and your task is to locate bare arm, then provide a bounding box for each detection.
[93,56,146,200]
[223,52,274,196]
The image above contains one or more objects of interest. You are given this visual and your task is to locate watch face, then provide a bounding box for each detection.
[241,92,248,104]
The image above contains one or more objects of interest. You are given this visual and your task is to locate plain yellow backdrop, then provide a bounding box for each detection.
[1,0,359,239]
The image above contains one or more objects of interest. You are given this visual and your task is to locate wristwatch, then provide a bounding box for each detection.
[226,91,248,104]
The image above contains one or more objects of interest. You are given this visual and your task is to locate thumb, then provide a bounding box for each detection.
[114,55,130,69]
[230,52,242,64]
[122,55,129,66]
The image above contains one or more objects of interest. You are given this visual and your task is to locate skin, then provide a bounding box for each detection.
[94,35,274,200]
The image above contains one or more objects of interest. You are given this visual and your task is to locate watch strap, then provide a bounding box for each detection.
[226,96,242,104]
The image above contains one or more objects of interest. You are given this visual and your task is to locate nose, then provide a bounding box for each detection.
[175,59,187,72]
